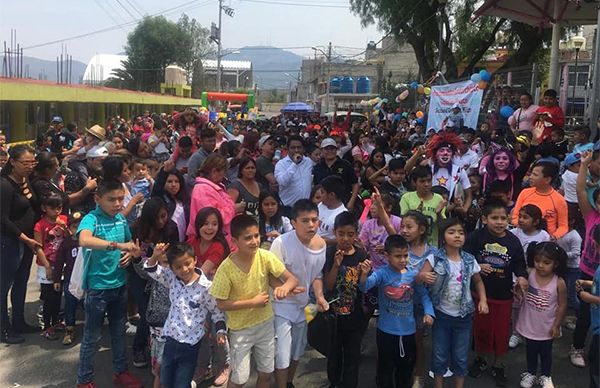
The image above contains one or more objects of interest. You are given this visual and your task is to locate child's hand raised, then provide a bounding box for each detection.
[359,260,372,274]
[152,243,170,261]
[423,314,434,326]
[252,292,270,307]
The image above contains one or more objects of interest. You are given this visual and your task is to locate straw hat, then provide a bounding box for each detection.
[85,125,106,141]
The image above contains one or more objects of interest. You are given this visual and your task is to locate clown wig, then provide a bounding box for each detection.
[426,131,462,159]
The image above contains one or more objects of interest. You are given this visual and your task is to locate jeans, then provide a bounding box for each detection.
[63,277,81,327]
[128,271,149,352]
[590,335,599,388]
[566,268,581,313]
[431,309,472,377]
[77,286,128,384]
[161,336,201,388]
[0,234,33,331]
[574,273,593,349]
[376,330,416,388]
[327,316,364,388]
[526,338,553,376]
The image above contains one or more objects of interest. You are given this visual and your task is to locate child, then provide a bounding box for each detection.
[379,158,407,216]
[512,162,568,240]
[464,200,528,387]
[533,89,564,144]
[148,126,171,163]
[144,242,226,388]
[76,179,143,388]
[210,214,298,388]
[34,193,68,340]
[572,125,594,153]
[400,166,446,246]
[258,191,293,250]
[516,242,567,388]
[557,212,582,315]
[317,175,348,244]
[485,179,514,212]
[270,199,328,388]
[359,235,435,388]
[418,218,489,388]
[550,128,568,161]
[53,211,84,345]
[560,152,585,238]
[311,184,325,204]
[575,266,600,388]
[323,211,369,388]
[130,158,154,199]
[464,172,483,233]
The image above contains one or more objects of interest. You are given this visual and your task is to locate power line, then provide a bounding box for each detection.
[240,0,349,8]
[123,0,145,16]
[114,0,138,20]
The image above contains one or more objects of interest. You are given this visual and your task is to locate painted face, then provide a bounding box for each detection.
[435,147,453,165]
[493,152,510,172]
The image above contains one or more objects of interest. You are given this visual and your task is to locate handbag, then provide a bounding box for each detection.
[307,310,337,357]
[68,214,96,300]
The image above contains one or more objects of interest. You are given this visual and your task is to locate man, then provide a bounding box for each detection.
[186,127,216,188]
[65,145,108,214]
[312,138,359,211]
[256,135,279,192]
[453,134,479,171]
[47,117,79,158]
[444,103,464,130]
[274,135,313,214]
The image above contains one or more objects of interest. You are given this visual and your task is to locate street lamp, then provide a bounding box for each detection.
[312,43,332,113]
[571,37,585,116]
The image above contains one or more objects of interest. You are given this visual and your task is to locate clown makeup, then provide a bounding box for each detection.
[493,151,510,172]
[435,146,453,166]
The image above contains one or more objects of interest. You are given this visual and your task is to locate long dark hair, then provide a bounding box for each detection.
[237,157,256,179]
[102,155,131,182]
[194,207,230,257]
[526,241,567,279]
[134,197,170,242]
[152,168,190,205]
[1,144,35,177]
[258,191,283,238]
[33,152,58,178]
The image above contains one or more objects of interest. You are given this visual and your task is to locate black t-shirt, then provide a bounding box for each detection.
[0,176,36,237]
[49,129,76,155]
[312,158,358,204]
[64,159,96,214]
[324,244,368,327]
[463,227,527,300]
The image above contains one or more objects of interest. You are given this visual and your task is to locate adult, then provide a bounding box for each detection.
[64,145,108,213]
[111,132,127,151]
[453,134,480,172]
[228,157,262,221]
[274,135,313,214]
[76,124,106,157]
[351,131,374,165]
[256,135,279,192]
[126,137,152,159]
[0,145,40,344]
[313,137,359,211]
[508,92,538,134]
[152,168,191,242]
[186,127,217,188]
[479,146,519,201]
[364,148,387,190]
[187,153,236,247]
[171,135,194,177]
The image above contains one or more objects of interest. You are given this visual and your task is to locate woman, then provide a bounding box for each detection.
[364,148,387,190]
[187,153,236,247]
[152,168,190,242]
[127,137,152,159]
[508,92,539,135]
[102,155,143,219]
[111,133,127,151]
[228,157,262,221]
[0,145,40,344]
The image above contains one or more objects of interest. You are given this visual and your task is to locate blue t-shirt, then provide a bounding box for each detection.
[360,266,434,336]
[592,266,600,335]
[77,206,131,290]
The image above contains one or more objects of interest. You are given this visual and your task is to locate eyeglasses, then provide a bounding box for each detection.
[13,159,37,166]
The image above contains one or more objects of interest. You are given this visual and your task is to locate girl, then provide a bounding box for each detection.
[509,204,551,349]
[258,191,292,250]
[364,148,387,190]
[419,218,489,388]
[152,168,190,242]
[33,193,68,340]
[401,210,437,388]
[516,242,567,388]
[228,157,262,221]
[557,212,582,317]
[479,146,519,201]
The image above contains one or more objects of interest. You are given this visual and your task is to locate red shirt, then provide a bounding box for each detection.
[34,215,68,266]
[535,105,564,142]
[187,235,226,277]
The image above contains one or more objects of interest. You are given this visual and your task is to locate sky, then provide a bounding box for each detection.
[0,0,382,63]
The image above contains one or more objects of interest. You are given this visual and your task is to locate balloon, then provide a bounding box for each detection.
[500,105,514,118]
[478,81,488,89]
[416,111,424,119]
[399,89,409,101]
[470,73,481,83]
[424,86,431,96]
[395,108,401,113]
[402,112,408,118]
[416,118,424,124]
[417,85,425,94]
[410,81,419,89]
[480,69,492,82]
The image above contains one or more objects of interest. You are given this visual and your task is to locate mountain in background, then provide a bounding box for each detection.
[220,46,303,89]
[1,55,87,83]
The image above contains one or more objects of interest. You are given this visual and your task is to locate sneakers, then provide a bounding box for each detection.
[428,368,453,378]
[41,327,58,340]
[509,333,523,349]
[0,329,24,344]
[213,365,230,386]
[76,382,97,388]
[468,357,488,378]
[124,321,137,336]
[491,366,507,387]
[62,326,75,345]
[520,372,537,388]
[411,376,424,388]
[54,322,66,331]
[132,349,148,368]
[569,346,586,368]
[539,375,555,388]
[113,371,143,388]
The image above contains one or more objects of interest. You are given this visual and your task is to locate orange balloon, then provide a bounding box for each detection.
[417,85,425,94]
[478,81,488,89]
[416,111,424,119]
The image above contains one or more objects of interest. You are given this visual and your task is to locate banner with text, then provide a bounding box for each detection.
[427,80,483,131]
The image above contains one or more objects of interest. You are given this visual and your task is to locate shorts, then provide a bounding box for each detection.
[229,319,275,385]
[274,315,308,369]
[473,298,512,357]
[150,327,167,376]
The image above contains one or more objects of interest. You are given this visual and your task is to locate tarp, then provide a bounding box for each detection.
[427,80,484,131]
[281,102,314,112]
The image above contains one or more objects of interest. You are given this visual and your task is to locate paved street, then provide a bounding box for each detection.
[0,274,591,388]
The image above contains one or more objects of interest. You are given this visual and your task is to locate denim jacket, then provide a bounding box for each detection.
[429,248,476,318]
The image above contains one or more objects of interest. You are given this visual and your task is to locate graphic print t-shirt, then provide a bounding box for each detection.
[427,256,480,316]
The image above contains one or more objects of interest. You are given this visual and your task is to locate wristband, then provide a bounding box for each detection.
[107,241,118,251]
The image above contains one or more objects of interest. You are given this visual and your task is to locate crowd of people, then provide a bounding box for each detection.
[0,88,599,388]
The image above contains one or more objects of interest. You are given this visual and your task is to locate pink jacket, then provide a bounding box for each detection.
[187,177,236,248]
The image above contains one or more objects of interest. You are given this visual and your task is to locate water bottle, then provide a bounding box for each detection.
[274,149,281,162]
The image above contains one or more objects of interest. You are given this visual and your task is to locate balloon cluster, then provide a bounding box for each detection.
[359,97,389,116]
[393,81,431,103]
[470,69,492,89]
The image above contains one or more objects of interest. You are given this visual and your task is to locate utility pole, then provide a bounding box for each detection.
[326,41,332,113]
[216,0,223,91]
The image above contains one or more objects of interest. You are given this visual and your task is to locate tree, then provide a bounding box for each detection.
[176,14,215,98]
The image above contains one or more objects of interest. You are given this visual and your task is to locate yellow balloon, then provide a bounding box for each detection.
[424,87,431,96]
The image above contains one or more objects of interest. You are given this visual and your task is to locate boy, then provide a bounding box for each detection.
[379,158,407,216]
[486,179,514,211]
[323,211,369,388]
[359,235,434,388]
[464,200,528,387]
[317,175,348,244]
[576,267,600,388]
[76,179,143,388]
[551,127,568,161]
[512,161,568,240]
[534,89,564,143]
[270,199,329,388]
[210,215,298,388]
[400,166,446,246]
[130,158,154,199]
[572,125,594,153]
[144,242,226,388]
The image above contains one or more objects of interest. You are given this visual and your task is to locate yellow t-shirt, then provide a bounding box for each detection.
[210,248,286,331]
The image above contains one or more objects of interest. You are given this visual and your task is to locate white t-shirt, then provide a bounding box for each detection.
[317,202,347,240]
[453,150,479,171]
[172,201,187,242]
[427,256,481,317]
[561,169,578,203]
[431,164,471,200]
[148,134,170,154]
[511,228,551,254]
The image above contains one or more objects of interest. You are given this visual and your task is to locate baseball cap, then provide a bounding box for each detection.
[564,152,581,167]
[258,135,276,148]
[51,116,63,124]
[86,145,109,158]
[320,138,338,149]
[452,103,460,109]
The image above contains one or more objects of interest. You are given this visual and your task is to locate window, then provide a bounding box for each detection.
[568,64,589,87]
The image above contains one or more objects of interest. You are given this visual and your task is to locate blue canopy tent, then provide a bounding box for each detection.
[281,102,314,113]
